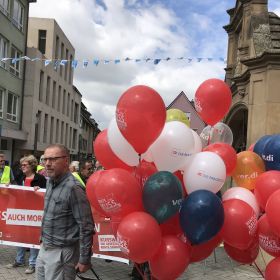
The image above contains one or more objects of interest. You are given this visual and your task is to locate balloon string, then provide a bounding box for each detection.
[138,154,142,188]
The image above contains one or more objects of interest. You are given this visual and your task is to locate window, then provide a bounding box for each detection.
[60,42,64,76]
[0,35,8,68]
[72,129,77,149]
[12,0,23,31]
[65,123,68,147]
[69,54,73,83]
[10,46,21,77]
[56,119,59,143]
[52,81,56,108]
[67,92,70,117]
[69,127,72,148]
[65,49,68,81]
[74,103,79,123]
[57,85,61,112]
[46,76,51,105]
[36,111,42,142]
[71,99,73,121]
[50,116,54,143]
[61,121,64,144]
[0,0,9,16]
[43,114,48,143]
[0,88,4,118]
[62,89,66,114]
[39,70,44,101]
[7,92,18,122]
[54,36,59,72]
[38,30,46,55]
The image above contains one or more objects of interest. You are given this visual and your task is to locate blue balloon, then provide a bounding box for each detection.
[143,171,184,224]
[262,134,280,171]
[253,135,272,157]
[179,190,224,245]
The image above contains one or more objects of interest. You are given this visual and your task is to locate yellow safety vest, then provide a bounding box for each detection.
[1,166,11,184]
[37,165,45,172]
[72,172,85,188]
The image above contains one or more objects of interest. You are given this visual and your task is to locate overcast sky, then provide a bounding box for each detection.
[29,0,280,129]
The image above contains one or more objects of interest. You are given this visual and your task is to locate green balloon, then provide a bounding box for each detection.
[143,171,184,224]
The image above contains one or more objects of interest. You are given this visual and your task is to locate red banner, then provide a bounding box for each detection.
[0,185,129,263]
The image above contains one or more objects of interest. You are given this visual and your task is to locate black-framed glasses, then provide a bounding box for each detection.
[42,156,67,164]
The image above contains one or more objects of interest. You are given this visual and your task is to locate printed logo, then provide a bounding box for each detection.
[116,109,127,131]
[246,215,257,236]
[236,172,258,180]
[98,234,121,252]
[172,148,192,158]
[98,194,121,213]
[194,97,202,113]
[262,154,274,162]
[116,234,129,254]
[197,170,224,183]
[259,235,280,253]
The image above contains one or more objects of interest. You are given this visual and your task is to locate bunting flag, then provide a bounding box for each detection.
[0,56,227,68]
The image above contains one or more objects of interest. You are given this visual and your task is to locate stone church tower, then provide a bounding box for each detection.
[224,0,280,151]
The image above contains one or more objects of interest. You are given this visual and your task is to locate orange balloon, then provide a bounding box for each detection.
[232,151,265,190]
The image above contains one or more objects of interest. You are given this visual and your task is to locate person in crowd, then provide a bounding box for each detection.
[0,152,15,184]
[37,155,48,178]
[94,160,103,171]
[36,144,95,280]
[7,155,46,274]
[69,160,80,172]
[72,160,93,187]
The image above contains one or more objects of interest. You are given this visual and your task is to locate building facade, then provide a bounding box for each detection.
[0,0,36,163]
[224,0,280,151]
[17,17,81,159]
[167,91,206,135]
[78,100,100,161]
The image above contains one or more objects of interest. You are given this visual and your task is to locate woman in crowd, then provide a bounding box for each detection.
[7,155,46,274]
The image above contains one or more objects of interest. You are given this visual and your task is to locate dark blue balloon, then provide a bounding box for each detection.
[262,134,280,171]
[143,171,183,224]
[179,190,224,245]
[253,135,272,158]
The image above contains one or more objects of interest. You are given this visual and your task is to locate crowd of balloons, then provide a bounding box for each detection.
[86,79,280,280]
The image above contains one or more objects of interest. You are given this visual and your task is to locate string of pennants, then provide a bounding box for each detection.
[0,56,227,68]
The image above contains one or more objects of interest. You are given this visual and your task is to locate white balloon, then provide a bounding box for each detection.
[191,130,202,154]
[142,148,153,162]
[184,151,226,194]
[180,130,202,171]
[150,121,194,173]
[107,118,139,166]
[222,187,260,217]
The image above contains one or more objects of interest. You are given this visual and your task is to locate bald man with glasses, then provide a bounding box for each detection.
[36,144,95,280]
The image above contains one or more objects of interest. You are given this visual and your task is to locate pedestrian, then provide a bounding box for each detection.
[72,160,94,187]
[0,152,15,184]
[69,160,79,172]
[6,155,46,274]
[36,144,95,280]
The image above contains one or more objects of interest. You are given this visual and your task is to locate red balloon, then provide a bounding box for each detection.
[266,189,280,237]
[116,85,166,154]
[117,212,162,263]
[160,213,183,237]
[258,214,280,257]
[92,168,143,218]
[86,171,107,216]
[187,232,223,263]
[93,130,132,171]
[265,257,280,280]
[255,171,280,210]
[149,236,191,280]
[132,161,157,189]
[221,199,257,250]
[194,79,232,126]
[204,142,237,176]
[224,239,259,264]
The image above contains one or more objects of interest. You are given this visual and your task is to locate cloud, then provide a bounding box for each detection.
[29,0,231,130]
